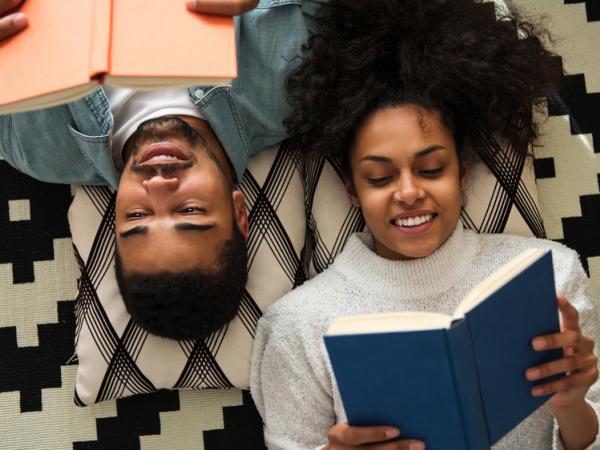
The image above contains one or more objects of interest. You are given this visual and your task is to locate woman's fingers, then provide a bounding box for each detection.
[532,329,582,351]
[530,365,599,397]
[557,294,580,332]
[328,423,400,446]
[527,352,598,381]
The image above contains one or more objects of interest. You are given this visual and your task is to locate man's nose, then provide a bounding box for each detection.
[142,175,180,195]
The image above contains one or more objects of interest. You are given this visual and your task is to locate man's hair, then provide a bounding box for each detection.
[114,219,247,340]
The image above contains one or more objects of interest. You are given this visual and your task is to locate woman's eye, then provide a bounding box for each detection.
[126,211,147,219]
[367,176,392,186]
[418,167,443,177]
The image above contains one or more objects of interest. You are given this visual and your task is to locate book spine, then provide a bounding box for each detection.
[446,319,490,450]
[89,0,112,80]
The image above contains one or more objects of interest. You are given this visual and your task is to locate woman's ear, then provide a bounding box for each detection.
[232,190,249,240]
[344,178,360,208]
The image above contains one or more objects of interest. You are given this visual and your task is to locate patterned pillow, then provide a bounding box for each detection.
[304,151,544,276]
[68,143,307,405]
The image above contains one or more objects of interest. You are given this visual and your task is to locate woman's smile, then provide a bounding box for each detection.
[390,211,437,234]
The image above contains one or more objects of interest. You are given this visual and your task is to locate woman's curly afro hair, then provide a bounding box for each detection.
[285,0,563,176]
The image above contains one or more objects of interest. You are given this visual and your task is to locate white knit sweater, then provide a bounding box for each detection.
[251,225,600,450]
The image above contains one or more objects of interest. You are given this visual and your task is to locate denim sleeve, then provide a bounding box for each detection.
[230,0,325,158]
[0,96,116,187]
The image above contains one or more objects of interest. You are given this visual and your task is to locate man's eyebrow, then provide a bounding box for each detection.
[174,223,216,232]
[119,223,215,238]
[119,226,148,238]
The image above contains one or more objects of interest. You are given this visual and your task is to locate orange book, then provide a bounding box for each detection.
[0,0,237,114]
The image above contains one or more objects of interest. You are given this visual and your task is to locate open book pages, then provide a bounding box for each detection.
[327,312,453,335]
[0,84,99,115]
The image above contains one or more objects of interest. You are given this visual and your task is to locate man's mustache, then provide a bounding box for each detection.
[124,116,208,164]
[130,156,196,176]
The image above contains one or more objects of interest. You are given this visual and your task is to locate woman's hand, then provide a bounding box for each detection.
[0,0,26,41]
[526,294,599,449]
[526,294,598,406]
[186,0,259,16]
[325,423,425,450]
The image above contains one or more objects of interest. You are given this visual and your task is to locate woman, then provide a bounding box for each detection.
[251,1,600,449]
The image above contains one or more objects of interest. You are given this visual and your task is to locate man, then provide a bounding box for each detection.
[0,0,319,340]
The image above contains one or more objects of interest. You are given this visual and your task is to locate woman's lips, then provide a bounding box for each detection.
[140,143,189,165]
[390,212,437,235]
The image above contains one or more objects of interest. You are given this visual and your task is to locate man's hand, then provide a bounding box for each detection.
[325,423,425,450]
[186,0,259,16]
[0,0,26,41]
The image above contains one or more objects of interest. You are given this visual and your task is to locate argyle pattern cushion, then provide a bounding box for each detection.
[69,143,307,405]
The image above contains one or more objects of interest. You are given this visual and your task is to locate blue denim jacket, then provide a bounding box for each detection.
[0,0,322,188]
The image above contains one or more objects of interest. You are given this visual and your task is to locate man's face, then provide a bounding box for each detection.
[115,116,248,275]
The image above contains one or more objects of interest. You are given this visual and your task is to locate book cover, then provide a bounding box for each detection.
[324,250,562,450]
[0,0,236,114]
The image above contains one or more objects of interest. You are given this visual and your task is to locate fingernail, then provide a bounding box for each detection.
[385,428,400,439]
[12,13,27,29]
[410,443,425,450]
[532,338,546,350]
[526,368,541,380]
[531,386,544,396]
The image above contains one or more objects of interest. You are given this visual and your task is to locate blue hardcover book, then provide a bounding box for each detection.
[324,249,562,450]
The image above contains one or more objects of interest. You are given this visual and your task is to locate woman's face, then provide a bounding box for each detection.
[348,104,466,260]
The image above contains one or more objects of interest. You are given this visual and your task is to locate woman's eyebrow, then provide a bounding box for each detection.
[414,145,446,158]
[359,155,393,163]
[359,145,447,163]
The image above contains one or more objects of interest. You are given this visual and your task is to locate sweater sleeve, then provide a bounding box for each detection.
[251,308,335,450]
[552,249,600,450]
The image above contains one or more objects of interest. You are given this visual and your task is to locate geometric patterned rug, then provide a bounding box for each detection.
[524,0,600,300]
[1,0,599,448]
[0,155,265,450]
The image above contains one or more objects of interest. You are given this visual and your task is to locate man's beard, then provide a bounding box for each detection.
[114,215,248,341]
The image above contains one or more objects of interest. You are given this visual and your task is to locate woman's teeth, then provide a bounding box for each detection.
[393,214,433,227]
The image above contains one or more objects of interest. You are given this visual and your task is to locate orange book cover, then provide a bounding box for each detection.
[0,0,236,114]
